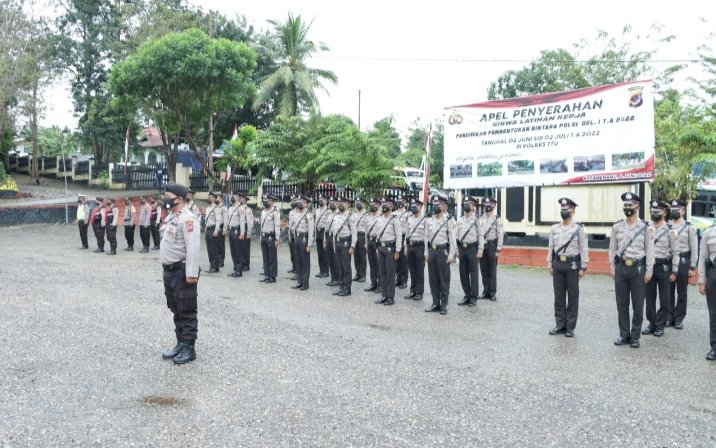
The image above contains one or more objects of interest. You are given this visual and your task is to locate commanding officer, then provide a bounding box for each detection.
[457,195,484,307]
[609,192,655,348]
[287,194,299,274]
[226,191,243,277]
[260,193,281,283]
[237,192,252,273]
[185,189,199,217]
[89,197,105,253]
[203,192,221,273]
[139,196,152,253]
[547,198,589,337]
[216,192,227,267]
[352,198,369,283]
[292,194,314,290]
[77,194,89,249]
[479,197,504,300]
[314,195,331,278]
[668,199,698,329]
[330,196,357,296]
[394,195,410,289]
[159,182,201,365]
[374,196,402,305]
[643,200,678,337]
[364,197,382,293]
[404,198,428,301]
[425,194,457,315]
[697,223,716,361]
[150,195,162,250]
[123,197,136,251]
[325,196,340,286]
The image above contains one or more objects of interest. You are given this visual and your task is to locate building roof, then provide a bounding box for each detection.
[138,127,164,148]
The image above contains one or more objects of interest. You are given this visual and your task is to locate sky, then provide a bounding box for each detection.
[42,0,713,141]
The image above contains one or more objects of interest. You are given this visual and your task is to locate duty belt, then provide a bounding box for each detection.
[557,254,580,263]
[296,231,309,238]
[655,257,672,265]
[357,231,366,236]
[162,261,185,272]
[407,239,425,246]
[262,231,275,237]
[458,240,479,249]
[431,243,449,251]
[380,240,395,247]
[619,257,645,267]
[486,238,498,244]
[337,235,352,242]
[680,251,691,258]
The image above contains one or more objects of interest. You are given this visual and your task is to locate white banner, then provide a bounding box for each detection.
[443,80,655,188]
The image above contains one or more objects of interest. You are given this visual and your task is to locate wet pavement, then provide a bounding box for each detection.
[2,224,716,447]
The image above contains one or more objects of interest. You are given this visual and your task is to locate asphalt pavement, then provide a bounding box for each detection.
[1,224,716,447]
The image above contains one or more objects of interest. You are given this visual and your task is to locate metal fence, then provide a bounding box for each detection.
[75,160,90,175]
[42,156,57,170]
[18,157,29,168]
[126,164,166,190]
[92,164,108,179]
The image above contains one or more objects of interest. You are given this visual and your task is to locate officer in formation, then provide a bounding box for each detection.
[139,195,152,252]
[404,198,427,300]
[456,195,484,307]
[697,222,716,361]
[330,196,357,296]
[374,196,402,305]
[424,193,457,315]
[287,194,299,274]
[395,195,411,290]
[149,195,162,250]
[203,192,223,273]
[226,191,243,277]
[668,199,698,329]
[352,198,369,283]
[77,194,89,249]
[90,197,105,253]
[547,198,588,337]
[259,193,281,283]
[325,196,340,286]
[105,197,119,255]
[237,192,253,273]
[123,197,136,251]
[159,182,201,365]
[479,197,503,300]
[314,195,331,278]
[186,189,199,217]
[609,192,655,348]
[364,197,383,293]
[291,194,314,290]
[216,192,227,267]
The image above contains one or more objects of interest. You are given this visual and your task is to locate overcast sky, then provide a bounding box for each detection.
[42,0,712,140]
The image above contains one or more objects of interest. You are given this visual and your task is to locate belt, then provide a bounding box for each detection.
[430,243,449,250]
[162,261,185,272]
[458,240,479,249]
[619,257,645,267]
[408,240,425,247]
[380,240,396,247]
[680,251,691,258]
[655,257,672,265]
[357,231,366,236]
[317,227,325,232]
[337,235,352,242]
[230,226,239,230]
[297,232,309,237]
[369,236,377,242]
[206,225,216,229]
[262,232,275,237]
[556,254,580,263]
[485,238,497,244]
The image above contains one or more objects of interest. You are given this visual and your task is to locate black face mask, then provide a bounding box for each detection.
[485,206,493,212]
[432,205,442,215]
[231,197,237,204]
[356,203,364,211]
[463,204,471,213]
[291,202,297,208]
[163,197,178,210]
[623,207,635,217]
[651,212,663,221]
[319,200,326,207]
[560,210,571,219]
[370,205,378,212]
[381,205,389,213]
[329,204,337,211]
[338,205,346,213]
[262,201,270,208]
[410,205,419,214]
[297,203,305,210]
[670,210,681,220]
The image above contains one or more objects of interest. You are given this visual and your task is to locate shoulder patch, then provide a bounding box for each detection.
[185,218,195,232]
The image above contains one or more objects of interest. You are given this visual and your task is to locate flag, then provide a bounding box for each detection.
[124,125,130,176]
[422,123,432,204]
[231,123,238,141]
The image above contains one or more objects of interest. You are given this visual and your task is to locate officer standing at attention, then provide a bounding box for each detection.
[90,197,105,253]
[314,195,331,278]
[185,189,199,217]
[226,191,243,277]
[667,199,698,329]
[260,193,281,283]
[287,194,299,274]
[609,192,655,348]
[123,197,136,251]
[159,182,201,365]
[457,195,484,307]
[237,192,252,274]
[325,196,340,286]
[697,222,716,361]
[203,192,221,273]
[642,200,678,337]
[364,197,383,293]
[547,198,589,337]
[77,194,89,249]
[105,198,119,256]
[330,196,357,296]
[394,195,410,290]
[374,196,402,306]
[139,195,152,253]
[352,198,369,283]
[150,195,162,250]
[479,197,503,300]
[216,192,227,268]
[424,194,457,315]
[291,194,314,291]
[404,198,427,301]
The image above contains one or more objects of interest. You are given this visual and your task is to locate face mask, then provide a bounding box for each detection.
[356,203,364,211]
[262,201,269,208]
[319,200,326,207]
[370,205,378,212]
[163,197,177,210]
[291,202,297,208]
[78,199,82,203]
[670,210,681,220]
[381,205,389,213]
[398,202,406,209]
[338,205,346,212]
[297,203,304,210]
[329,204,337,211]
[651,212,663,221]
[485,206,493,212]
[410,205,419,214]
[560,210,571,219]
[463,204,472,213]
[432,205,442,214]
[231,197,237,204]
[623,207,635,217]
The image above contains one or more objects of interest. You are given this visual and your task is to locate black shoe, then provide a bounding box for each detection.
[299,285,309,291]
[228,271,238,277]
[614,337,631,346]
[288,268,296,273]
[467,299,477,307]
[151,246,160,250]
[397,283,407,289]
[291,284,303,289]
[107,250,116,255]
[425,305,440,313]
[139,247,149,253]
[674,321,684,330]
[173,343,196,364]
[207,268,219,273]
[478,293,489,300]
[93,248,103,253]
[457,297,471,306]
[665,320,674,327]
[565,330,574,338]
[161,341,182,359]
[375,297,387,304]
[357,277,366,283]
[706,350,716,361]
[81,246,89,249]
[364,285,378,292]
[630,339,641,348]
[641,327,655,335]
[549,327,566,335]
[413,294,424,301]
[489,294,497,301]
[338,290,351,297]
[439,307,447,315]
[327,281,338,287]
[352,276,361,281]
[124,247,133,251]
[332,289,344,296]
[243,266,250,272]
[383,297,394,306]
[404,293,415,300]
[654,329,665,337]
[264,277,276,284]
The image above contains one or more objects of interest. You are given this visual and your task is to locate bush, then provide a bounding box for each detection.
[0,161,5,184]
[97,171,109,189]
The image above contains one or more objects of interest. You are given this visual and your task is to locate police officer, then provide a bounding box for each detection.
[159,182,201,365]
[697,223,716,360]
[643,200,678,337]
[77,194,89,249]
[123,197,136,251]
[138,196,151,253]
[457,195,484,307]
[150,195,162,250]
[425,194,457,315]
[203,192,221,273]
[609,192,655,348]
[325,196,340,286]
[90,197,105,253]
[479,197,504,300]
[374,196,402,305]
[292,194,314,290]
[185,189,199,217]
[668,199,698,329]
[352,198,369,283]
[314,195,331,278]
[404,198,428,300]
[260,193,281,283]
[105,198,119,255]
[395,195,410,289]
[330,196,357,296]
[287,194,299,274]
[237,192,252,273]
[364,197,382,293]
[216,192,227,267]
[226,191,243,277]
[547,198,589,337]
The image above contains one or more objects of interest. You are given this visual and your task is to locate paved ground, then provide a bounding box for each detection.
[2,224,716,447]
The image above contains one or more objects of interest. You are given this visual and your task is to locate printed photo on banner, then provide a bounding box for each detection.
[539,158,568,174]
[477,162,502,177]
[449,164,473,178]
[612,152,645,169]
[507,160,534,175]
[574,155,605,172]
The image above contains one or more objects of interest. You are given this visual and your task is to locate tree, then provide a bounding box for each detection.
[214,125,257,191]
[399,120,445,187]
[252,13,337,116]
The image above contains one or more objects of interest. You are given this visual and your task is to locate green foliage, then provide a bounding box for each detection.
[216,125,257,177]
[398,120,445,187]
[97,171,109,189]
[0,160,6,184]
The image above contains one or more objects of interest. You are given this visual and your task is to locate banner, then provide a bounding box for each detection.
[443,80,655,188]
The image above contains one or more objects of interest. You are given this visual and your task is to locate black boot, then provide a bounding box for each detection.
[162,340,182,359]
[124,246,133,252]
[139,246,149,253]
[107,250,117,255]
[173,343,196,364]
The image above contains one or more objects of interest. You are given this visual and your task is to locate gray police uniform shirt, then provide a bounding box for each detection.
[315,206,330,232]
[216,204,226,230]
[330,211,358,248]
[456,214,485,254]
[239,204,252,238]
[375,213,402,252]
[396,208,410,236]
[160,207,201,278]
[154,203,162,225]
[124,203,135,225]
[608,218,655,277]
[406,213,428,244]
[547,222,589,270]
[425,214,457,260]
[697,226,716,284]
[652,222,679,273]
[481,214,504,250]
[288,208,298,237]
[293,209,315,247]
[366,211,381,240]
[227,203,241,231]
[204,204,219,228]
[260,205,281,236]
[354,210,369,235]
[671,221,698,268]
[110,206,119,226]
[186,200,199,218]
[140,203,151,227]
[77,203,89,224]
[326,210,338,238]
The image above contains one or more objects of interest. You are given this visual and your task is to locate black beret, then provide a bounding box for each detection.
[558,197,577,208]
[621,192,640,204]
[670,199,686,207]
[431,193,449,203]
[463,195,479,204]
[412,198,424,206]
[483,197,497,205]
[165,182,189,197]
[650,199,669,209]
[208,191,218,198]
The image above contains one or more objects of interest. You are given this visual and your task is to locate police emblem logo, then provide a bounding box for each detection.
[628,86,644,108]
[625,193,632,200]
[672,200,678,206]
[652,201,658,207]
[561,199,567,205]
[448,112,463,125]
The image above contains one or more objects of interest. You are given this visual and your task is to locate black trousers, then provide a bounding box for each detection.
[316,229,328,274]
[289,235,296,269]
[458,244,479,299]
[124,224,135,248]
[294,234,310,286]
[552,260,580,330]
[150,222,160,248]
[93,224,105,250]
[140,225,151,248]
[428,246,451,308]
[706,271,716,350]
[367,239,379,288]
[396,235,408,285]
[163,266,198,344]
[261,233,278,278]
[217,227,225,265]
[205,226,220,270]
[669,258,690,323]
[240,231,250,270]
[78,221,88,248]
[106,225,117,251]
[646,263,671,330]
[615,262,646,340]
[354,233,367,279]
[228,227,241,272]
[480,240,498,296]
[326,236,338,282]
[378,244,397,298]
[407,243,425,295]
[335,237,352,291]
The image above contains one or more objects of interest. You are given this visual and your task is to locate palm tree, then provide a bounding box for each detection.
[252,13,337,116]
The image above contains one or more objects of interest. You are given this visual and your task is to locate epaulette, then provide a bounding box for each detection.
[685,221,691,226]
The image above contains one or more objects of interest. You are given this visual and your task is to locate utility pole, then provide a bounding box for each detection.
[207,9,214,179]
